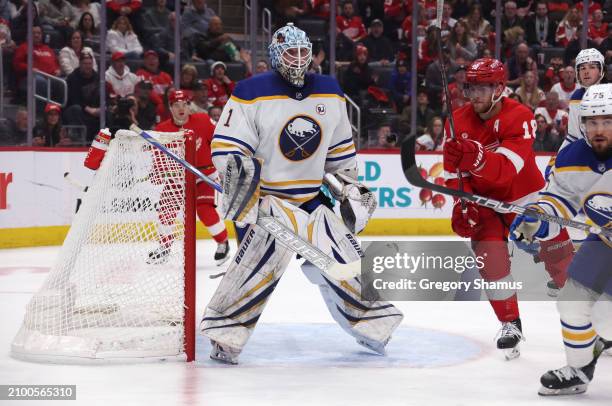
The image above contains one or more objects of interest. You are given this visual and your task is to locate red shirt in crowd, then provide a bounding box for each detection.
[205,77,235,107]
[336,15,367,41]
[13,43,60,81]
[136,68,173,105]
[588,22,608,42]
[107,0,142,14]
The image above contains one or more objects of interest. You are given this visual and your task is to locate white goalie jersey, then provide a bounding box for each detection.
[211,71,357,205]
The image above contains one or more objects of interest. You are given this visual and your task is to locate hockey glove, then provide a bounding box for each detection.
[323,173,377,234]
[444,138,486,172]
[220,154,262,224]
[510,205,550,243]
[451,199,479,238]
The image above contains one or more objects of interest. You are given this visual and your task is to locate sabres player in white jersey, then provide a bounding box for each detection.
[199,23,403,364]
[510,83,612,396]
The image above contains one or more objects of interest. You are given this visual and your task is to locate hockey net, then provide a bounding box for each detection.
[11,130,196,363]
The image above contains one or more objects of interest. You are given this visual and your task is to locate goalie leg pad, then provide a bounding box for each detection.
[221,155,262,224]
[301,206,403,351]
[200,196,307,352]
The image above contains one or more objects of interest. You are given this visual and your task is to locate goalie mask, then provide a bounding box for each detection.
[169,90,192,126]
[269,23,312,88]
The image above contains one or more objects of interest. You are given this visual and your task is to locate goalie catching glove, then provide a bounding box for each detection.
[324,169,376,234]
[220,154,262,224]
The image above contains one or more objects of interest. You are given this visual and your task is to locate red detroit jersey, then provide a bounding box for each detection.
[155,113,216,173]
[444,97,544,202]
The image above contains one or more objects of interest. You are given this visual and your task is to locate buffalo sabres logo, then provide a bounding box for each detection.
[583,192,612,228]
[279,115,322,161]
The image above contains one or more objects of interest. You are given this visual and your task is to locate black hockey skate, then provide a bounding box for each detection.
[214,241,230,266]
[209,340,239,365]
[539,358,598,396]
[146,245,171,265]
[496,318,524,360]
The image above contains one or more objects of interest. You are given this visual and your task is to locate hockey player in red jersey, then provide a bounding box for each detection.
[149,89,230,265]
[442,58,571,359]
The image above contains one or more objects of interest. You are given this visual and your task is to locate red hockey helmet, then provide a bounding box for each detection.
[168,89,191,105]
[466,58,506,87]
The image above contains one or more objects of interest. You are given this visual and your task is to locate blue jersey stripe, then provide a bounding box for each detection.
[540,191,578,217]
[561,320,592,330]
[328,137,353,150]
[326,152,356,162]
[213,134,256,154]
[261,185,321,195]
[212,151,246,158]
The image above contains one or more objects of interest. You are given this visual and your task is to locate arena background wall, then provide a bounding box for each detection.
[0,148,554,248]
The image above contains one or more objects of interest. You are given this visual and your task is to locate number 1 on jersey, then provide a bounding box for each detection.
[224,109,233,127]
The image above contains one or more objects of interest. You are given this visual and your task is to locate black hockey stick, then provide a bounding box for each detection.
[400,136,612,238]
[434,0,466,211]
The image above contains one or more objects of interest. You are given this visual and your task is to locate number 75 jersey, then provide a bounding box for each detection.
[211,71,357,205]
[444,97,545,203]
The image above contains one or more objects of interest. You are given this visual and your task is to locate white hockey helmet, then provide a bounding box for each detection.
[268,23,312,88]
[580,84,612,118]
[575,48,605,87]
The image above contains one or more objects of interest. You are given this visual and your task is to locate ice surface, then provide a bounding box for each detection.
[1,238,610,406]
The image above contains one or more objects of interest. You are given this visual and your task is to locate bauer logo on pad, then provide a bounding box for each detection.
[279,115,322,161]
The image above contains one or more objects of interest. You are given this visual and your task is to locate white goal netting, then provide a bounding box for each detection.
[12,130,193,363]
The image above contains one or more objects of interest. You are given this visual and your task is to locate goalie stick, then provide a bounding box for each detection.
[400,136,612,239]
[130,125,361,281]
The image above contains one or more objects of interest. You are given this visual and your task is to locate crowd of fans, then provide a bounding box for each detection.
[0,0,611,153]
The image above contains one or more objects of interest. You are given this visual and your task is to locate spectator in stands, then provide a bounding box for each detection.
[400,5,427,44]
[0,17,16,89]
[9,0,39,44]
[12,25,60,99]
[357,0,385,28]
[272,0,305,27]
[179,64,199,96]
[142,0,169,31]
[206,61,235,107]
[77,12,98,41]
[136,50,173,103]
[588,9,608,46]
[425,47,457,105]
[526,1,555,49]
[533,113,563,152]
[208,105,222,124]
[416,116,444,151]
[33,103,67,147]
[64,53,100,140]
[575,0,601,15]
[106,0,142,32]
[59,30,96,76]
[72,0,100,29]
[107,15,143,59]
[399,89,436,136]
[534,91,568,135]
[336,0,366,42]
[190,81,210,114]
[501,1,525,36]
[418,25,441,73]
[132,80,157,130]
[194,16,240,62]
[449,20,477,61]
[341,44,374,105]
[448,64,468,109]
[255,60,269,75]
[542,56,564,92]
[515,70,545,110]
[305,0,331,20]
[464,4,491,45]
[599,24,612,62]
[431,3,457,32]
[550,66,579,106]
[105,51,139,97]
[390,58,411,112]
[156,11,187,66]
[373,124,396,149]
[555,7,581,47]
[2,107,27,146]
[156,85,175,123]
[360,19,393,65]
[505,42,537,87]
[182,0,216,39]
[0,1,11,22]
[38,0,76,44]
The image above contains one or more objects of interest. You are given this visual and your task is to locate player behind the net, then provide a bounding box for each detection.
[442,58,574,360]
[510,83,612,396]
[199,23,403,364]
